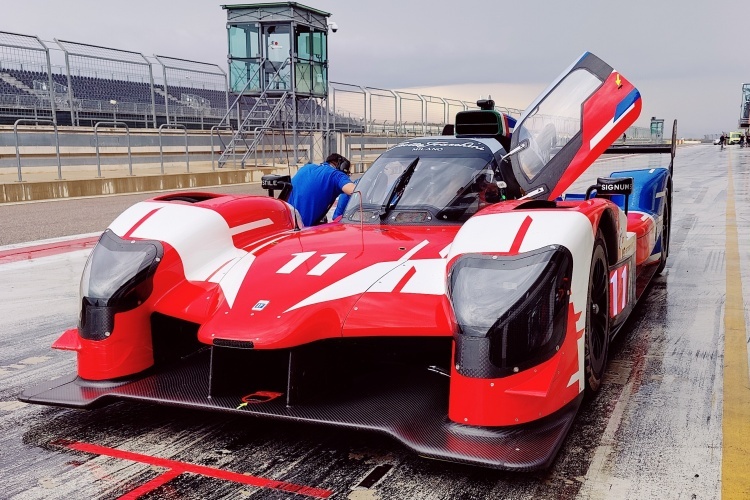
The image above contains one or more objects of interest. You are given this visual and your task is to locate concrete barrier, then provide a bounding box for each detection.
[0,164,299,204]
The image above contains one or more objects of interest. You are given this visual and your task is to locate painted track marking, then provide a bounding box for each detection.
[0,235,98,264]
[722,155,750,498]
[54,440,333,499]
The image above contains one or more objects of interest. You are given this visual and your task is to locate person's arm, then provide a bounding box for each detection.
[342,182,356,195]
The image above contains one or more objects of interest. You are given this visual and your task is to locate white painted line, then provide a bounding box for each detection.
[577,369,637,499]
[0,232,101,253]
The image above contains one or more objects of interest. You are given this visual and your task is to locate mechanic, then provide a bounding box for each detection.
[287,153,356,226]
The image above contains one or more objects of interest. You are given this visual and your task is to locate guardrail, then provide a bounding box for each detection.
[94,121,132,177]
[13,118,61,182]
[158,123,189,173]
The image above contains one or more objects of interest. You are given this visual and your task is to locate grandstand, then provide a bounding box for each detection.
[0,31,231,129]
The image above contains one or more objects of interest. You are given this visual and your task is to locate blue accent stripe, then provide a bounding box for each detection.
[614,89,641,122]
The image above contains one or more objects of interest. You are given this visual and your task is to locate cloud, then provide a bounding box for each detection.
[1,0,746,136]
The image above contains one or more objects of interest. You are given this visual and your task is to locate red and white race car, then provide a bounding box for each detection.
[22,52,674,470]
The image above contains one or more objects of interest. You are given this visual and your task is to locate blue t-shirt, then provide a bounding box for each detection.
[287,162,351,226]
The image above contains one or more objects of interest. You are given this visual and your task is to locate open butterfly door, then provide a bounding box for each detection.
[508,52,642,200]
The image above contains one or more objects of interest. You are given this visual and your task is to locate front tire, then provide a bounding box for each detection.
[584,236,610,395]
[656,188,671,274]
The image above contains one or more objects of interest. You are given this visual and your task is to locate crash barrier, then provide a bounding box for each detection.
[2,121,659,183]
[0,165,292,204]
[13,118,61,182]
[1,126,244,181]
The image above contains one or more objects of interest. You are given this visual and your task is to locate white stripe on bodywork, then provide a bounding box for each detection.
[284,240,433,312]
[108,202,286,309]
[439,244,452,258]
[284,261,403,312]
[217,254,256,308]
[569,335,586,395]
[111,202,248,283]
[230,218,273,235]
[399,240,429,263]
[218,233,292,307]
[589,102,636,151]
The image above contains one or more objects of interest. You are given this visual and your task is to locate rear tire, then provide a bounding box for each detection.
[656,188,671,274]
[585,236,610,395]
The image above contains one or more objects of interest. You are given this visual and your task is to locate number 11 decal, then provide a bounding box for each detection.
[609,264,628,317]
[276,252,346,276]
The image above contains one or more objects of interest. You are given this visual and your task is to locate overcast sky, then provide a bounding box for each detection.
[1,0,746,137]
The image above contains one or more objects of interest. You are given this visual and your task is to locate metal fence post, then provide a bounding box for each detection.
[158,123,189,173]
[94,121,132,177]
[13,119,61,182]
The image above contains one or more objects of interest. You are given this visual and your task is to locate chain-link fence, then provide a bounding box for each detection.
[154,55,229,128]
[0,31,57,124]
[329,82,366,132]
[54,39,157,128]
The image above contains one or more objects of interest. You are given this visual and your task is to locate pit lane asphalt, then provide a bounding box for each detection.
[1,144,748,499]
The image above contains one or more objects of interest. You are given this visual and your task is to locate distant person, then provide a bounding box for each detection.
[740,135,746,148]
[720,133,726,150]
[287,153,355,226]
[622,132,627,143]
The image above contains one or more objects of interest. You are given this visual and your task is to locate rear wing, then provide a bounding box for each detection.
[605,119,676,177]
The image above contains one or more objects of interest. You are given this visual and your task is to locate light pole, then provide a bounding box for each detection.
[110,99,118,123]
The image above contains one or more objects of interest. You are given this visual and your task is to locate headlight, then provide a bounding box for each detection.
[79,230,163,340]
[449,246,572,378]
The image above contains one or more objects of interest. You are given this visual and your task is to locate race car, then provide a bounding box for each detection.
[21,52,674,471]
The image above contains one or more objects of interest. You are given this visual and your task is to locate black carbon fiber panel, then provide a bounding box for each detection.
[20,351,582,471]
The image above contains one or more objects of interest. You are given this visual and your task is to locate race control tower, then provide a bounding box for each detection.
[217,2,332,168]
[739,83,750,129]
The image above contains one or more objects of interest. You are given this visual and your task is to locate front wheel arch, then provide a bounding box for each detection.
[657,183,672,274]
[584,235,610,396]
[596,208,619,266]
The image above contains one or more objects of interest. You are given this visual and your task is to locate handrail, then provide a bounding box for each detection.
[218,59,292,168]
[216,59,266,130]
[93,121,132,177]
[13,119,61,182]
[240,93,289,168]
[210,124,233,171]
[158,123,189,174]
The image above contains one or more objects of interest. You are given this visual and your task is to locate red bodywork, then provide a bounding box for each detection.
[23,51,670,471]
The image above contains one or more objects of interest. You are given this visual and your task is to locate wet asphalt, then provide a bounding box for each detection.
[0,144,747,499]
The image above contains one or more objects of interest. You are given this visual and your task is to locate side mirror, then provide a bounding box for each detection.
[261,174,292,201]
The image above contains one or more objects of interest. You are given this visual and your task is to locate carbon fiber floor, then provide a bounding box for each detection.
[22,349,581,471]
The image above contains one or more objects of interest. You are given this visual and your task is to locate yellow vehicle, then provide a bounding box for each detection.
[729,131,743,145]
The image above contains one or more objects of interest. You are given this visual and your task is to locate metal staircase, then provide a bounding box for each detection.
[217,58,292,169]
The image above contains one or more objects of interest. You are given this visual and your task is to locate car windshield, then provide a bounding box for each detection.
[342,139,502,224]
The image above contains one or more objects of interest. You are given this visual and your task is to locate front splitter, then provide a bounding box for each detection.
[21,351,582,471]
